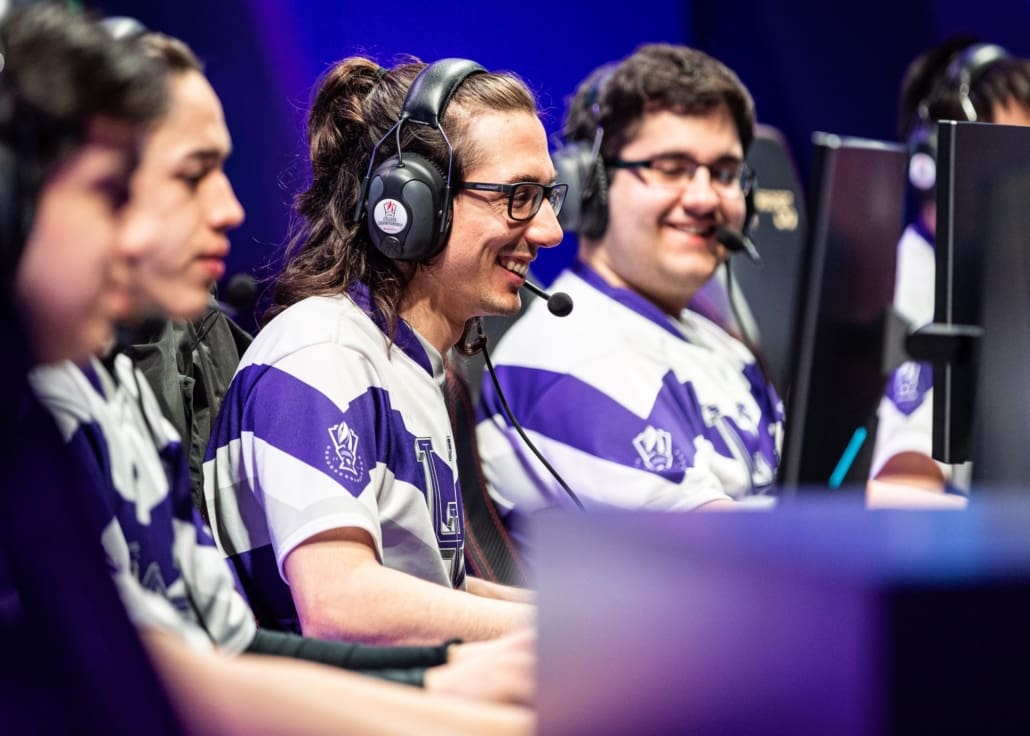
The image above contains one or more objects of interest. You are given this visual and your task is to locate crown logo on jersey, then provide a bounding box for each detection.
[633,426,676,471]
[893,361,923,405]
[325,421,365,481]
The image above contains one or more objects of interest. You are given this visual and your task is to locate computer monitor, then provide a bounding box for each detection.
[536,499,1030,735]
[933,121,1030,482]
[778,134,907,491]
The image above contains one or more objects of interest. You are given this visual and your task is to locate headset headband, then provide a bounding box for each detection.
[403,58,484,127]
[944,42,1011,122]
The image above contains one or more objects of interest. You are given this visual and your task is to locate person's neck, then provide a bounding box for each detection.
[398,288,464,357]
[579,245,692,317]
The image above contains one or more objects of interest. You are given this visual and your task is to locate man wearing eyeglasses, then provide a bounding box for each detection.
[205,55,560,650]
[477,44,783,544]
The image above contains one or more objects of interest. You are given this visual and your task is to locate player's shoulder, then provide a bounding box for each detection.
[28,358,109,425]
[244,295,384,366]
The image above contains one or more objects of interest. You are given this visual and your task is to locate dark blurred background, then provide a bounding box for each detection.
[93,0,1030,316]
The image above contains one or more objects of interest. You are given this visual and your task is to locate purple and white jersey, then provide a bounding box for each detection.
[204,285,465,634]
[477,261,783,541]
[29,355,256,653]
[870,223,970,486]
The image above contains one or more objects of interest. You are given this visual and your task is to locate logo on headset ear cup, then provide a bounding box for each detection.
[365,151,449,261]
[552,140,609,239]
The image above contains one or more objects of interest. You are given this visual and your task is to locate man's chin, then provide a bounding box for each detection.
[666,253,720,282]
[497,294,524,318]
[476,291,523,319]
[105,289,137,324]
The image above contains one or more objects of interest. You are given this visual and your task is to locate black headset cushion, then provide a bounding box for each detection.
[553,141,608,239]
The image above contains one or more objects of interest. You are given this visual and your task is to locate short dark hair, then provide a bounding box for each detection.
[898,37,1030,137]
[0,3,166,271]
[564,43,756,159]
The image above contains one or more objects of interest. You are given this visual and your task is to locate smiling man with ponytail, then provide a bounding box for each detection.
[205,54,564,646]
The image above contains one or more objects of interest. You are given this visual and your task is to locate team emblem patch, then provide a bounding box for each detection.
[633,425,684,471]
[325,421,365,481]
[894,361,923,404]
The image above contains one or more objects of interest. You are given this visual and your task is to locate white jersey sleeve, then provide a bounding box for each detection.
[205,291,466,633]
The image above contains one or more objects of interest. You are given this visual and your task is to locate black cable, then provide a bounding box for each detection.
[724,258,775,391]
[188,305,223,353]
[481,338,584,510]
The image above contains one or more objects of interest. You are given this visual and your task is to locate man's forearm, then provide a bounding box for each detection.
[295,559,534,645]
[466,576,536,604]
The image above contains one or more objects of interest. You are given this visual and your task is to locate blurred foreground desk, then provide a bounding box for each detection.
[537,499,1030,735]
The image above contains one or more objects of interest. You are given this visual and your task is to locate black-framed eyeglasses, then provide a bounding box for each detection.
[606,153,756,195]
[457,181,569,221]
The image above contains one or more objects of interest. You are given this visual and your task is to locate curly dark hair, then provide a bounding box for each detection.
[563,43,755,160]
[265,56,537,334]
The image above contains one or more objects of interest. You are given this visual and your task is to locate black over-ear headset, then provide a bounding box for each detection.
[551,66,612,240]
[907,42,1012,192]
[353,58,485,262]
[552,127,609,240]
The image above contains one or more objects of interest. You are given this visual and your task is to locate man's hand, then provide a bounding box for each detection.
[424,628,536,706]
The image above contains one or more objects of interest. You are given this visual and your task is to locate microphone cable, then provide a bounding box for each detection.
[472,316,586,511]
[717,228,776,393]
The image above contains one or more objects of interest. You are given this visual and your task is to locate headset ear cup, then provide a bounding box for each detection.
[580,158,609,240]
[552,140,609,239]
[907,122,937,192]
[552,142,588,233]
[365,151,448,261]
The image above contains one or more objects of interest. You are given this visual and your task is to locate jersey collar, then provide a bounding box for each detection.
[570,259,688,341]
[346,281,439,377]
